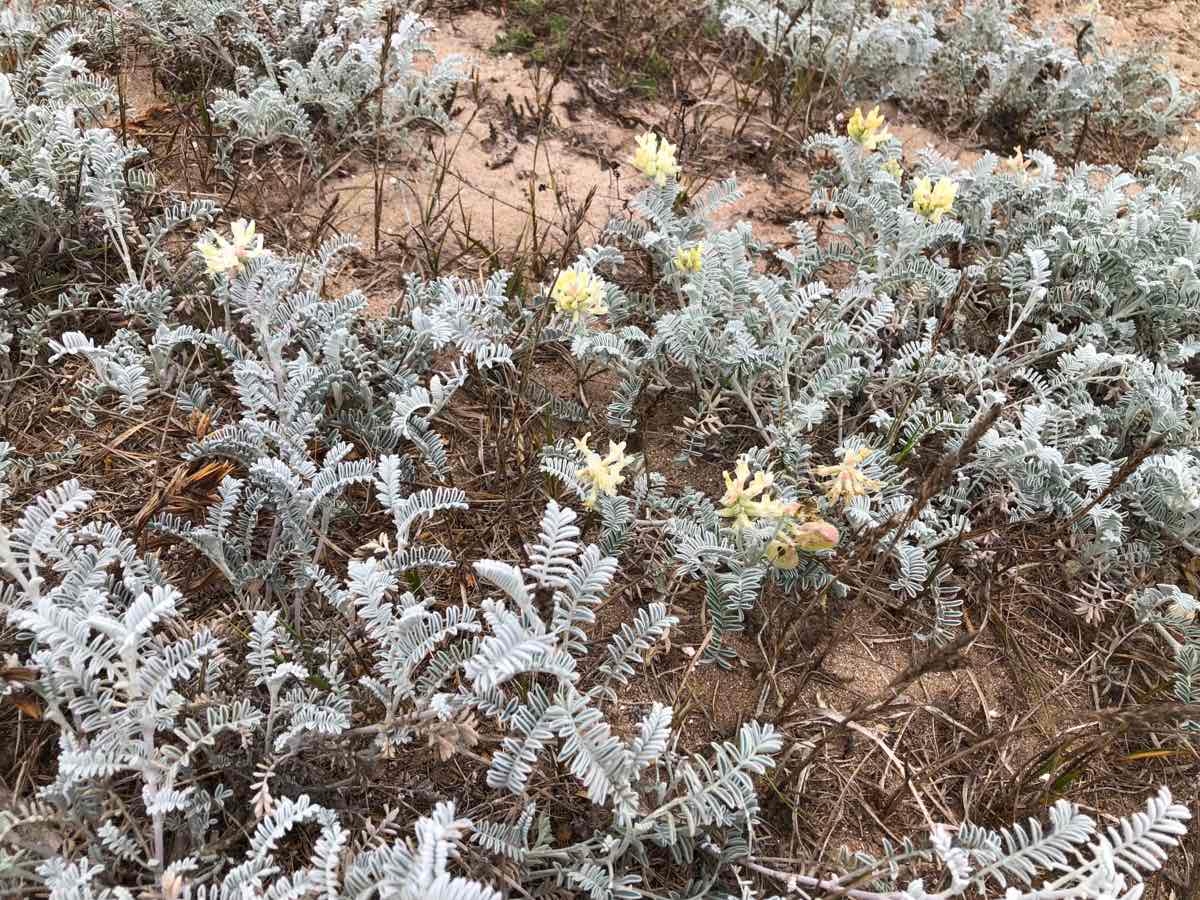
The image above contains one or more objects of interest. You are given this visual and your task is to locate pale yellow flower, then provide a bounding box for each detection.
[815,448,884,504]
[674,245,703,273]
[229,218,262,253]
[197,240,237,274]
[196,218,265,275]
[575,433,633,509]
[847,105,891,151]
[882,158,904,179]
[766,519,840,569]
[912,176,957,223]
[718,458,787,530]
[1001,146,1037,180]
[552,269,608,321]
[631,131,681,185]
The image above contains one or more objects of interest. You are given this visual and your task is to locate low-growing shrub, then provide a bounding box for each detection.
[115,0,463,162]
[1,2,1197,898]
[554,126,1200,671]
[715,0,1195,160]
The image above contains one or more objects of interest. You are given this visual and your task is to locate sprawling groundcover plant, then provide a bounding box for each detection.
[0,2,1195,899]
[0,473,1189,900]
[552,120,1200,673]
[0,196,791,894]
[113,0,463,161]
[714,0,1195,159]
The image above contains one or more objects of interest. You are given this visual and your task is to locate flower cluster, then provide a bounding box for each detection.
[912,176,957,223]
[847,105,891,151]
[552,269,608,321]
[815,448,884,504]
[719,460,839,566]
[719,458,786,530]
[196,219,265,275]
[882,158,904,179]
[631,131,681,185]
[674,245,703,273]
[574,433,633,508]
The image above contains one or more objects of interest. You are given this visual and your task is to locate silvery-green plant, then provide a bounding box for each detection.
[114,0,462,162]
[3,2,1199,897]
[143,238,515,612]
[0,11,183,278]
[816,787,1189,900]
[0,476,502,895]
[1134,584,1200,728]
[4,467,1186,898]
[716,0,941,103]
[0,7,222,420]
[564,127,1200,658]
[715,0,1195,157]
[0,464,787,897]
[2,458,1180,900]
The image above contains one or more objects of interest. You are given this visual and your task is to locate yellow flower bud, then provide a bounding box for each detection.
[674,245,703,273]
